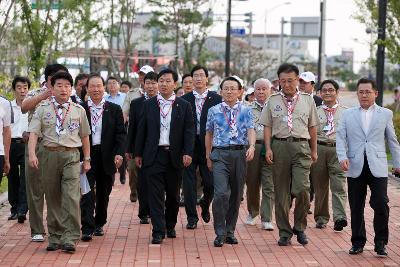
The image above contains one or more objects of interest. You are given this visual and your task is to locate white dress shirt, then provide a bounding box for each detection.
[360,104,376,134]
[0,97,12,155]
[193,89,208,135]
[10,100,28,139]
[88,99,105,146]
[158,94,176,146]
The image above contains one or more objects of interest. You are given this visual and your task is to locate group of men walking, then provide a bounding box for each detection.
[2,62,399,258]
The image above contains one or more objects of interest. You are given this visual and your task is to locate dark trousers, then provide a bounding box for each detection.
[183,136,213,224]
[80,191,95,234]
[145,148,181,237]
[83,145,113,232]
[347,157,389,248]
[7,142,28,215]
[137,168,149,219]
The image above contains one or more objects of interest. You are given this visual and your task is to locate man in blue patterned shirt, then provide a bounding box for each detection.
[205,76,256,247]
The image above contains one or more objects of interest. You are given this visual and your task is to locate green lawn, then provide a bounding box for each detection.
[0,176,8,194]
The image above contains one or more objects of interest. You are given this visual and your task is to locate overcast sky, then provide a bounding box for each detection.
[207,0,371,72]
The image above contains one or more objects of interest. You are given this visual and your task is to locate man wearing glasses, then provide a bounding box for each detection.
[260,63,319,246]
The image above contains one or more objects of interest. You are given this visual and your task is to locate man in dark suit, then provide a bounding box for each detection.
[135,69,195,244]
[80,73,126,241]
[181,65,222,229]
[126,71,159,224]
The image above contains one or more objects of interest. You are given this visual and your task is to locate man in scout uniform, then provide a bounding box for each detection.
[205,76,255,247]
[245,78,274,231]
[261,63,319,246]
[310,79,348,231]
[22,63,69,242]
[28,71,91,253]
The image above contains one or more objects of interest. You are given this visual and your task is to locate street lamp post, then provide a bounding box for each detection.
[376,0,387,106]
[263,2,291,49]
[225,0,232,77]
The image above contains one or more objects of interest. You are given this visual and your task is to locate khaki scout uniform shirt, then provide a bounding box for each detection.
[28,101,91,147]
[248,101,266,141]
[122,87,142,115]
[316,104,347,143]
[260,92,319,139]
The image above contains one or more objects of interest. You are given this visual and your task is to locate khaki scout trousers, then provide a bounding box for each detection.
[128,159,138,201]
[25,143,46,236]
[310,145,347,224]
[271,140,311,238]
[246,144,274,222]
[41,148,81,245]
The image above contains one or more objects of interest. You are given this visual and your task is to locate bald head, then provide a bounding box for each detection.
[254,78,272,104]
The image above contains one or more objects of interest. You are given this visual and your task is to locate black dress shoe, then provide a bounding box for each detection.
[200,202,211,223]
[186,222,197,229]
[316,222,327,229]
[296,231,308,245]
[375,242,388,257]
[152,235,163,244]
[8,213,17,220]
[140,217,150,224]
[214,236,225,247]
[349,246,363,255]
[333,219,348,231]
[94,227,104,236]
[167,229,176,238]
[225,236,238,244]
[46,243,60,251]
[278,237,291,246]
[81,233,93,241]
[61,243,76,253]
[17,214,26,224]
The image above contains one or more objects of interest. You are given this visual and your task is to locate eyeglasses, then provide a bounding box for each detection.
[221,87,239,92]
[321,89,336,94]
[358,91,374,96]
[279,78,297,85]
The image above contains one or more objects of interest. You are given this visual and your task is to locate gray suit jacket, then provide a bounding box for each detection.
[336,104,400,178]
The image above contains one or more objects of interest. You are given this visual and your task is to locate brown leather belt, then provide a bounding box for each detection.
[256,140,264,145]
[317,141,336,147]
[11,138,24,144]
[274,137,308,142]
[44,146,78,152]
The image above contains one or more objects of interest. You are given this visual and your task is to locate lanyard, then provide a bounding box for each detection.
[221,104,240,129]
[51,101,71,130]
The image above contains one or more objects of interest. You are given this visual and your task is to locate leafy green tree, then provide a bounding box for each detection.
[147,0,214,73]
[354,0,400,63]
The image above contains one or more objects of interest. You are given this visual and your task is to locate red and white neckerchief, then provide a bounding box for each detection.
[88,98,105,134]
[157,94,176,130]
[221,101,240,139]
[193,89,208,133]
[280,91,300,132]
[51,97,71,136]
[322,101,339,136]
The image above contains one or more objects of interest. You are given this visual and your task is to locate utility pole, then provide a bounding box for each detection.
[317,0,326,86]
[376,0,386,106]
[245,12,253,82]
[279,17,285,64]
[225,0,232,77]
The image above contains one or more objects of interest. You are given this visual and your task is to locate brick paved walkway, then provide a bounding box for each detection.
[0,176,400,267]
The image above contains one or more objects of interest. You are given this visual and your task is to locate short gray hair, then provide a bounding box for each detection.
[254,78,272,88]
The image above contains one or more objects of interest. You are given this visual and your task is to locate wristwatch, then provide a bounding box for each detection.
[83,156,91,162]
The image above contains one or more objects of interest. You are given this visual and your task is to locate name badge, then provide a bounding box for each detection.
[282,116,288,122]
[323,125,331,132]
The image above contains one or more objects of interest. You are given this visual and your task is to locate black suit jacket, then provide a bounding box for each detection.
[83,101,126,175]
[181,91,222,161]
[313,95,323,107]
[126,96,146,154]
[134,96,195,169]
